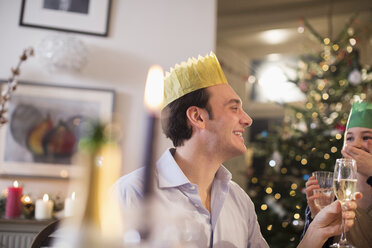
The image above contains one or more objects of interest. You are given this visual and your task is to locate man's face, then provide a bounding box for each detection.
[345,127,372,153]
[203,84,252,159]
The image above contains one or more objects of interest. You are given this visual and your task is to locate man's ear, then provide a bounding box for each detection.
[186,106,206,129]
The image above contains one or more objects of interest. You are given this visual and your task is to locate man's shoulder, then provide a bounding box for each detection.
[227,180,254,206]
[111,167,146,199]
[228,180,247,194]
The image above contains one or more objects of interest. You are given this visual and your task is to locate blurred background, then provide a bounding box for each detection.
[217,0,372,246]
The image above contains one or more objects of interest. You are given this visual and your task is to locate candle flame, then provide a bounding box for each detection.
[144,65,164,113]
[13,181,19,187]
[72,192,76,200]
[43,194,49,201]
[24,196,31,203]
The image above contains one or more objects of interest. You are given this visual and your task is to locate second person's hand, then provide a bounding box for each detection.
[305,175,321,218]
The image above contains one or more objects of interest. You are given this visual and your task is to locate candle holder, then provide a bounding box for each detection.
[22,202,35,219]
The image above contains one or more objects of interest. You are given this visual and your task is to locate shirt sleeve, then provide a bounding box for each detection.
[245,195,269,248]
[300,205,313,241]
[109,172,145,209]
[300,205,333,248]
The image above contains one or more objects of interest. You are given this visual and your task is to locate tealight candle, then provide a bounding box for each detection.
[22,195,34,219]
[64,192,76,217]
[5,181,23,218]
[22,195,32,204]
[35,194,54,220]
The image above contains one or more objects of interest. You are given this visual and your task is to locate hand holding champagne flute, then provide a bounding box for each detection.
[331,158,357,248]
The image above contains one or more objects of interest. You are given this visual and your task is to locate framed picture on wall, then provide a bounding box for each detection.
[0,82,115,178]
[19,0,112,36]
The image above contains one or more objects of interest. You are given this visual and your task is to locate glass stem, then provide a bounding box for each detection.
[340,203,347,245]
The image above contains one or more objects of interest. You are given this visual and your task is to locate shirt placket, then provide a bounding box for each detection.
[179,183,212,245]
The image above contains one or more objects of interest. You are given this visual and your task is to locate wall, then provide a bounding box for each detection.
[0,0,216,199]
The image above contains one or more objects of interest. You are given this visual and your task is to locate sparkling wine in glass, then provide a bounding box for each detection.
[331,158,357,248]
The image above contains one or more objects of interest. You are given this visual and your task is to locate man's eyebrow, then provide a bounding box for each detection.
[224,99,241,106]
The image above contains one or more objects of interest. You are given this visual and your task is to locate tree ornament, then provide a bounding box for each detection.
[348,68,362,85]
[269,150,283,168]
[347,27,354,36]
[298,81,308,92]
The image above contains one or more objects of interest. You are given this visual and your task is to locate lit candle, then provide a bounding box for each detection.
[143,65,164,197]
[35,194,54,220]
[22,195,32,204]
[5,181,23,218]
[64,192,76,217]
[22,195,34,219]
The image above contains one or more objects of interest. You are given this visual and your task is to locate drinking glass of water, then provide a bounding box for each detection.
[312,171,334,209]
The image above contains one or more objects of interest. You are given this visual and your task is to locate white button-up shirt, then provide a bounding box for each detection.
[112,149,268,248]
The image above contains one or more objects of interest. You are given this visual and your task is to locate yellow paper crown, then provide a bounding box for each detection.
[163,52,228,108]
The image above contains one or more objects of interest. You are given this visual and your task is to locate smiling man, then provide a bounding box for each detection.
[112,53,267,247]
[112,53,360,248]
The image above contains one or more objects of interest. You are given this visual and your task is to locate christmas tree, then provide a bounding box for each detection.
[248,15,372,247]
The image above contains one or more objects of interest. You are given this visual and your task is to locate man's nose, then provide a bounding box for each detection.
[241,111,253,127]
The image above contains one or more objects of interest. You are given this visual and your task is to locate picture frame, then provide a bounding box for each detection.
[0,81,115,178]
[19,0,112,37]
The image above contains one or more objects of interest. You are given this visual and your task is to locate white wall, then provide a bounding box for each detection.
[0,0,216,199]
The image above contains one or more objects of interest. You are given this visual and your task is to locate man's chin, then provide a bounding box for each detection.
[236,145,247,155]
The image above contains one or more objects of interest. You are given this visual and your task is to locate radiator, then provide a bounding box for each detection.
[0,232,35,248]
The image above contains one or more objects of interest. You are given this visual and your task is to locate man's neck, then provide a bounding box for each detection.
[173,143,223,211]
[174,146,221,187]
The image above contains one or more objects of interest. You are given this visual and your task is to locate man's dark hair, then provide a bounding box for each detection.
[161,88,213,147]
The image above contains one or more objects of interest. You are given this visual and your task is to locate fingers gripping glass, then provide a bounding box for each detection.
[330,158,357,248]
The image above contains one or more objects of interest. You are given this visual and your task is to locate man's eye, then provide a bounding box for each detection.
[363,136,372,141]
[346,137,354,142]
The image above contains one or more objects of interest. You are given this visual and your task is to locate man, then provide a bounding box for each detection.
[113,52,266,247]
[112,53,358,247]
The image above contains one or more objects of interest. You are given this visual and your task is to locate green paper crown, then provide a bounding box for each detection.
[346,100,372,129]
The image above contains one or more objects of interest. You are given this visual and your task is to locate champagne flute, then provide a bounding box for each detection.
[331,158,357,248]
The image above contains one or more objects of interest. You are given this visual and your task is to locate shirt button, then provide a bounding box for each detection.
[189,185,196,190]
[194,203,199,208]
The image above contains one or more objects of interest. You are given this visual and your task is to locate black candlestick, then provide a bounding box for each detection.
[143,114,157,198]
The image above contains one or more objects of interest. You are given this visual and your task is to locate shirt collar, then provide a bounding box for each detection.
[156,148,232,188]
[215,165,232,182]
[157,148,190,188]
